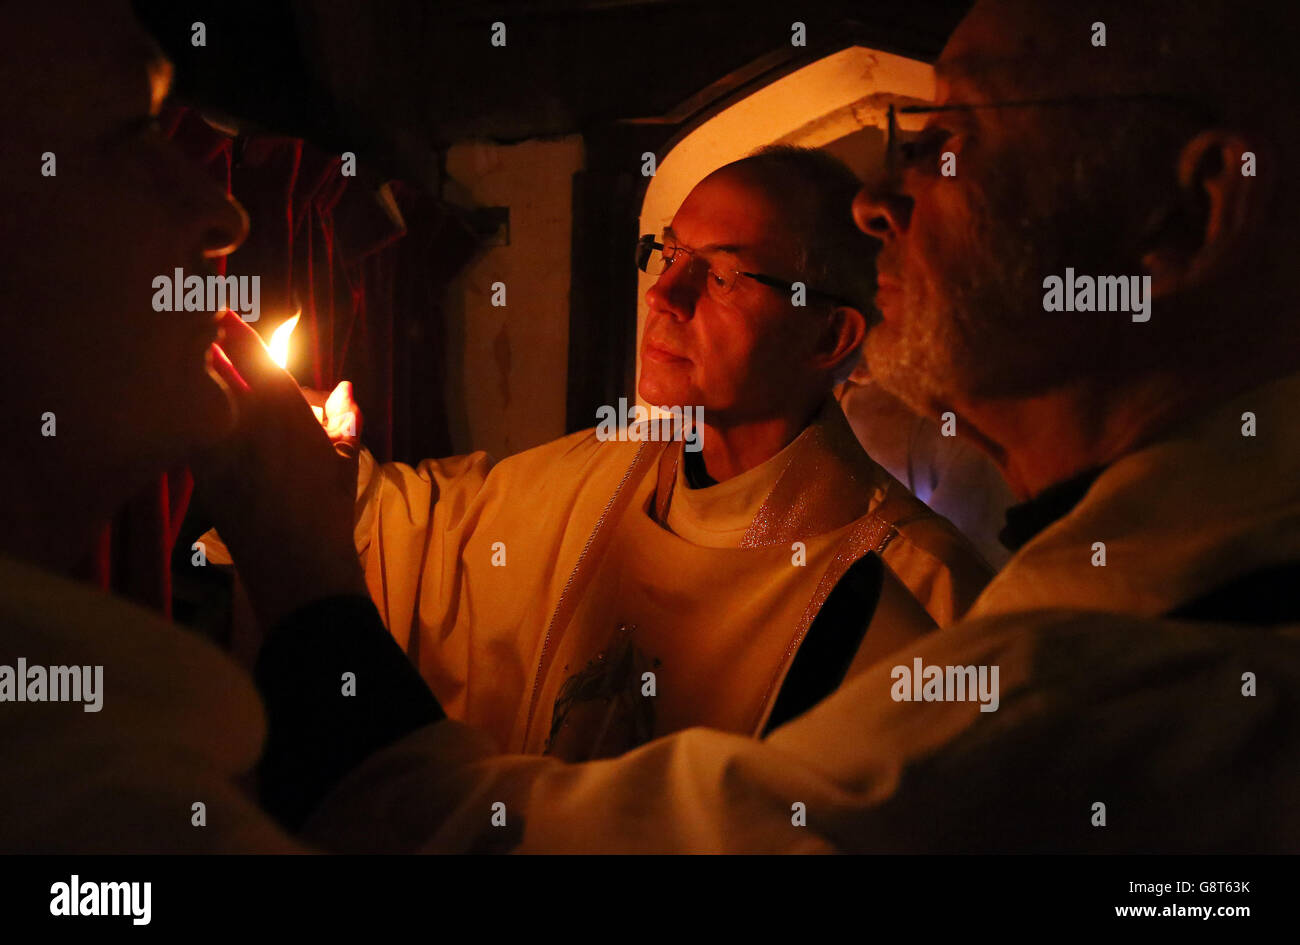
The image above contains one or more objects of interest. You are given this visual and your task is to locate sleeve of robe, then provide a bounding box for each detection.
[349,431,616,743]
[352,445,495,658]
[300,612,1300,853]
[192,444,502,697]
[881,510,992,628]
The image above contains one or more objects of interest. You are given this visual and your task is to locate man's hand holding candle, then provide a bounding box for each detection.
[193,311,367,630]
[318,380,362,457]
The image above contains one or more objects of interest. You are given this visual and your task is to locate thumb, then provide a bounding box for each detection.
[323,380,357,423]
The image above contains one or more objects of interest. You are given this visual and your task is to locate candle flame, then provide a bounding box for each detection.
[269,313,300,369]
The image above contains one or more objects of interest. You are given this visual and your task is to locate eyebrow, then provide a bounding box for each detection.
[662,227,749,256]
[124,33,173,115]
[935,54,1056,102]
[935,51,1029,78]
[146,52,174,116]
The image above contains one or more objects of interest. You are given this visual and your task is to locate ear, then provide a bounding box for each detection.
[1143,131,1276,297]
[812,305,867,376]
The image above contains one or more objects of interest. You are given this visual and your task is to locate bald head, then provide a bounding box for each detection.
[709,146,879,315]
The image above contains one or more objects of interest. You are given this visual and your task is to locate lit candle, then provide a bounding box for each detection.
[268,312,300,370]
[267,312,324,421]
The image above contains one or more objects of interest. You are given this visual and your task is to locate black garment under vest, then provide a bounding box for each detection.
[997,466,1300,626]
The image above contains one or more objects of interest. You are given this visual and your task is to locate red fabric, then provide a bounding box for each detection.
[85,106,447,615]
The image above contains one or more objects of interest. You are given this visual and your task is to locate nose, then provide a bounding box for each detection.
[199,192,250,260]
[644,257,701,322]
[852,181,912,244]
[165,146,250,260]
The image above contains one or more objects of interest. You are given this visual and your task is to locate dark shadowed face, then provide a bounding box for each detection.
[639,170,836,425]
[0,2,249,481]
[852,0,1162,418]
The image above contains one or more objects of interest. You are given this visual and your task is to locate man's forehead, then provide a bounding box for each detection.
[935,1,1157,100]
[933,55,1049,104]
[670,170,800,259]
[20,1,154,64]
[106,17,173,98]
[937,17,1070,99]
[2,2,171,119]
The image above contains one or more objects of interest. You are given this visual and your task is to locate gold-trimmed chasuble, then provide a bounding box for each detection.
[346,397,990,760]
[522,400,947,760]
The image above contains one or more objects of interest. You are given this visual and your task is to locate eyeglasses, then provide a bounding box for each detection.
[635,233,854,307]
[884,93,1217,173]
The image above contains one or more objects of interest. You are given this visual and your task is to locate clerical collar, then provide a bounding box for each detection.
[665,433,805,548]
[656,397,889,547]
[998,466,1106,552]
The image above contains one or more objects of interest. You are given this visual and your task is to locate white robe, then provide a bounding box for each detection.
[302,372,1300,852]
[348,397,992,756]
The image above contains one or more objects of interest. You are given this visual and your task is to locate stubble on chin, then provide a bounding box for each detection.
[864,282,966,422]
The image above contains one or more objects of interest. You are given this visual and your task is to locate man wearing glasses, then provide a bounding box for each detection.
[335,145,991,764]
[302,0,1299,852]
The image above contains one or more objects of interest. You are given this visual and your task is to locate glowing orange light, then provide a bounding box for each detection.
[269,313,300,369]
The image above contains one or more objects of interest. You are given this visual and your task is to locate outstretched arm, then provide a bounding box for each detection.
[194,312,445,830]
